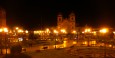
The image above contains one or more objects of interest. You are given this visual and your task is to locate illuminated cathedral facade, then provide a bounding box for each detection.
[57,12,76,33]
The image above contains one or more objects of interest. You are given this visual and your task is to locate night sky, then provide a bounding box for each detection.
[0,0,115,30]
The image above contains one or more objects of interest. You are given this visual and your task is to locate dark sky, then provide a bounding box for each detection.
[0,0,115,30]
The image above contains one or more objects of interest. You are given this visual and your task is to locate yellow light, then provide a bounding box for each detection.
[83,41,87,45]
[85,28,91,32]
[46,28,50,33]
[63,41,67,43]
[2,49,11,54]
[0,29,3,32]
[109,44,112,47]
[73,41,77,44]
[113,31,115,34]
[72,30,76,34]
[9,30,12,33]
[18,29,23,33]
[3,28,8,32]
[25,30,28,33]
[54,30,58,34]
[61,29,66,33]
[82,32,84,33]
[87,29,90,32]
[93,31,96,33]
[63,41,67,47]
[100,28,108,33]
[16,27,19,30]
[46,28,49,31]
[90,41,96,45]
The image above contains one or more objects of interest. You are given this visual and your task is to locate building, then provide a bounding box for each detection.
[57,12,76,33]
[0,8,6,28]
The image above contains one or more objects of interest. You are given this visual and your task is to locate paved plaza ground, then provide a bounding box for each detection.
[1,40,115,58]
[24,46,115,58]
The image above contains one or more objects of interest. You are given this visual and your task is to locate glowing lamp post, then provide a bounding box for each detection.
[84,28,91,46]
[18,29,23,33]
[15,27,19,30]
[72,30,76,34]
[25,30,28,33]
[85,28,91,33]
[60,29,67,43]
[61,29,66,34]
[72,30,77,40]
[53,30,58,49]
[99,28,108,58]
[100,28,108,33]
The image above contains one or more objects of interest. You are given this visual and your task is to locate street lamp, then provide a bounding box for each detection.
[18,29,23,33]
[99,28,108,58]
[84,28,91,46]
[72,30,76,34]
[25,30,28,33]
[85,28,91,33]
[72,30,77,40]
[3,28,8,32]
[60,29,67,40]
[60,29,66,34]
[15,27,19,30]
[53,30,58,49]
[0,29,3,32]
[100,28,108,33]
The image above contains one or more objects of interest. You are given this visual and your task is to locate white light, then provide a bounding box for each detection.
[54,30,58,34]
[82,32,84,33]
[16,27,19,30]
[113,31,115,34]
[18,29,23,33]
[25,30,28,33]
[0,29,3,32]
[3,28,8,32]
[18,37,23,41]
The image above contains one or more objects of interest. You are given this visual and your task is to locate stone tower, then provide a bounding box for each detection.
[69,12,76,31]
[57,13,63,29]
[0,8,6,28]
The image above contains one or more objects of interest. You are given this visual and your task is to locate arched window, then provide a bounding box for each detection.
[58,18,62,21]
[71,17,73,20]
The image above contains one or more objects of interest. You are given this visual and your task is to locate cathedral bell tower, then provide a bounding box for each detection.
[69,12,76,31]
[57,13,63,29]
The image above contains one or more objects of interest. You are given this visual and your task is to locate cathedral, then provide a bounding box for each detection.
[57,12,76,33]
